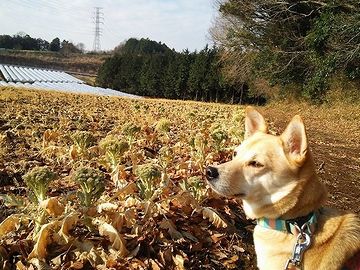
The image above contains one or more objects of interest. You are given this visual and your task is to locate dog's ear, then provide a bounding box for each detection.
[244,106,268,139]
[281,115,308,166]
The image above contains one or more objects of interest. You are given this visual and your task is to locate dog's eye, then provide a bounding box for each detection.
[248,160,264,168]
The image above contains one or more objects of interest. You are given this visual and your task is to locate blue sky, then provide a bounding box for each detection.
[0,0,216,52]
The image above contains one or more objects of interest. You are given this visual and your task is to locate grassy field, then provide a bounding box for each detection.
[0,87,359,269]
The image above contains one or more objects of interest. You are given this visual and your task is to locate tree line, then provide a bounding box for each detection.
[0,33,84,53]
[98,1,360,103]
[97,38,259,104]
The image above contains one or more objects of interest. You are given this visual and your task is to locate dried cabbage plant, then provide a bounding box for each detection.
[0,87,255,270]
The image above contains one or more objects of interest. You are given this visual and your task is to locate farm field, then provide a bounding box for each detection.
[0,87,359,269]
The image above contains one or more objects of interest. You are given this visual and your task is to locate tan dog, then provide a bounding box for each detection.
[206,107,360,270]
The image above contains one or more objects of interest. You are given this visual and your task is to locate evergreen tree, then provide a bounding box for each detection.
[188,46,209,101]
[163,53,179,99]
[176,50,195,100]
[97,38,255,103]
[50,38,61,52]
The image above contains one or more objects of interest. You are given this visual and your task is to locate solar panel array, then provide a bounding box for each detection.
[0,64,141,98]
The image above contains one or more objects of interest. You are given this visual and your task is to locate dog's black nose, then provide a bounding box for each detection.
[206,166,219,180]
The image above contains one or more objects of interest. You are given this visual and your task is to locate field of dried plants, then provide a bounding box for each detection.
[0,87,359,270]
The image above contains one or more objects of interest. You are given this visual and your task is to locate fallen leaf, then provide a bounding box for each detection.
[97,202,118,213]
[59,213,79,243]
[131,224,143,235]
[202,207,228,228]
[43,130,60,144]
[172,191,200,210]
[0,194,24,208]
[98,222,128,257]
[40,197,64,217]
[223,255,239,268]
[70,261,83,269]
[69,145,78,160]
[143,201,155,219]
[172,254,185,270]
[190,242,203,252]
[233,245,245,253]
[16,261,26,270]
[113,182,137,200]
[28,258,51,269]
[111,165,128,188]
[150,259,161,270]
[28,222,57,260]
[0,214,21,237]
[124,208,136,227]
[124,196,141,207]
[159,249,172,265]
[111,213,124,232]
[181,231,198,242]
[211,233,224,243]
[74,240,105,267]
[128,244,140,258]
[159,220,183,240]
[50,254,62,266]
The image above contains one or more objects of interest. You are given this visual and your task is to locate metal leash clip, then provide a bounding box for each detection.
[284,223,312,270]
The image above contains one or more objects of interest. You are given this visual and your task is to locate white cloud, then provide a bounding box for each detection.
[0,0,215,51]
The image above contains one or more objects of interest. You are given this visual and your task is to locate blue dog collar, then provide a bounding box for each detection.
[257,210,319,235]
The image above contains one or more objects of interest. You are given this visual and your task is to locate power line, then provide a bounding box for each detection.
[93,7,104,52]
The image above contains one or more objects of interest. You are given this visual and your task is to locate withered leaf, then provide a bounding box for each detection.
[98,222,128,257]
[28,222,58,260]
[59,213,79,243]
[97,202,118,213]
[159,219,183,240]
[202,207,228,228]
[39,197,64,217]
[0,214,21,237]
[172,254,186,270]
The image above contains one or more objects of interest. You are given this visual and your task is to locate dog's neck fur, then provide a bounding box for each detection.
[243,153,328,220]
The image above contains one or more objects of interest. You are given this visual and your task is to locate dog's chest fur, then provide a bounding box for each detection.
[254,225,296,269]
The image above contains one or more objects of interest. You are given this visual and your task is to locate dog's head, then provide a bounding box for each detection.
[206,107,314,219]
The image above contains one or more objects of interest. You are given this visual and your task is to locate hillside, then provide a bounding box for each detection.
[0,49,109,76]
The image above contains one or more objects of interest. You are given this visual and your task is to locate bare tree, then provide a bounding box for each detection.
[210,0,360,100]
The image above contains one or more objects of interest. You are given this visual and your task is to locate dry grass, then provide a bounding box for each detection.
[0,49,109,75]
